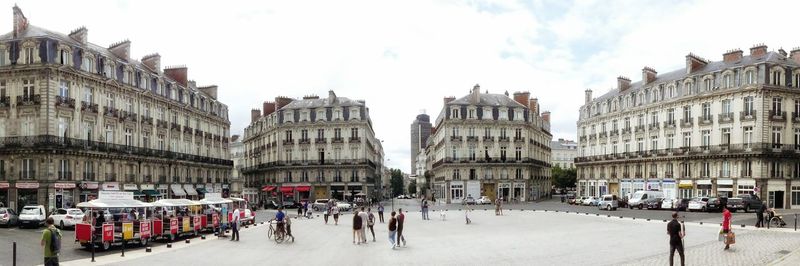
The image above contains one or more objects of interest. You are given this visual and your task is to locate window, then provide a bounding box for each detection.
[105,125,115,143]
[317,129,324,139]
[0,80,5,98]
[58,159,70,180]
[773,127,783,149]
[285,130,293,141]
[685,82,694,95]
[721,99,731,114]
[682,106,691,121]
[701,130,710,149]
[452,108,459,119]
[468,109,474,119]
[742,96,754,116]
[58,81,69,98]
[745,70,755,85]
[721,128,731,146]
[704,78,713,91]
[24,46,35,64]
[334,128,341,138]
[795,128,800,150]
[500,146,507,161]
[637,138,644,152]
[771,68,785,86]
[743,126,753,147]
[22,79,35,98]
[667,109,675,123]
[469,146,476,160]
[142,132,150,148]
[515,147,522,161]
[723,74,733,88]
[22,159,35,179]
[773,97,783,114]
[701,162,710,177]
[650,112,658,125]
[650,136,658,151]
[666,134,674,149]
[702,102,711,120]
[124,128,133,146]
[106,93,115,109]
[682,132,691,148]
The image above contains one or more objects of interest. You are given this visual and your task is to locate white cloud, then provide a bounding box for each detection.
[8,0,800,172]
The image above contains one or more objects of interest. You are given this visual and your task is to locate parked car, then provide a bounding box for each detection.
[464,196,477,205]
[0,207,19,227]
[737,194,763,213]
[476,196,492,205]
[18,205,47,228]
[597,194,619,211]
[264,199,279,209]
[581,196,594,206]
[662,198,691,211]
[576,196,589,205]
[312,199,330,211]
[336,201,353,211]
[705,197,728,212]
[282,199,298,209]
[687,197,710,212]
[49,208,85,229]
[726,198,744,212]
[629,191,665,209]
[617,197,629,208]
[645,197,664,210]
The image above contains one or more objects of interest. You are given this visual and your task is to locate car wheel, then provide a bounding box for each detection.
[606,205,612,211]
[638,204,643,210]
[59,221,65,229]
[102,241,111,251]
[140,238,149,247]
[744,206,749,213]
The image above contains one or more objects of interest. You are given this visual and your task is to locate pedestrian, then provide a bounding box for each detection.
[495,197,502,216]
[667,212,685,266]
[421,198,429,220]
[388,211,397,249]
[367,208,376,242]
[722,205,732,250]
[324,206,330,224]
[756,202,766,228]
[332,204,340,225]
[358,207,369,243]
[397,208,407,247]
[352,210,362,244]
[41,217,61,266]
[378,203,385,223]
[297,204,303,217]
[303,201,309,217]
[230,204,240,241]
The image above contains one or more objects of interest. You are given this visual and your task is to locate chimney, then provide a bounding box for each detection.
[778,48,787,57]
[164,66,188,87]
[275,96,294,110]
[790,47,800,64]
[328,90,338,103]
[722,49,743,63]
[513,91,530,106]
[68,26,88,44]
[541,111,551,123]
[12,5,28,38]
[617,76,631,92]
[443,96,456,105]
[584,89,592,104]
[108,40,131,60]
[263,101,276,116]
[685,53,708,74]
[749,43,767,57]
[529,98,539,115]
[251,109,261,123]
[471,84,481,104]
[141,53,161,73]
[199,85,218,100]
[642,67,657,84]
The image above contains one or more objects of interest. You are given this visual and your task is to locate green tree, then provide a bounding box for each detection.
[408,180,417,195]
[390,168,404,196]
[551,166,577,189]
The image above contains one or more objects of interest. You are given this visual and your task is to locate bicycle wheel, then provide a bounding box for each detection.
[275,230,285,243]
[267,226,274,239]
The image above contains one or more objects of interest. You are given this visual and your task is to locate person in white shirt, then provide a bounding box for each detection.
[230,204,240,241]
[358,207,369,243]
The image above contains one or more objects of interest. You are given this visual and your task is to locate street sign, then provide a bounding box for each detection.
[170,218,178,235]
[102,223,114,242]
[122,222,134,240]
[140,220,151,239]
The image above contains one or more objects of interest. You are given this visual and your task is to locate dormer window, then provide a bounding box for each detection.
[745,69,755,85]
[703,77,713,91]
[59,48,71,65]
[684,81,694,95]
[317,110,325,121]
[468,108,475,119]
[22,41,38,65]
[770,67,785,86]
[452,108,460,119]
[499,109,507,120]
[82,55,94,72]
[722,73,733,88]
[0,45,8,66]
[350,109,358,120]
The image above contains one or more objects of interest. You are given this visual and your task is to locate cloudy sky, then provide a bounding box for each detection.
[5,0,799,172]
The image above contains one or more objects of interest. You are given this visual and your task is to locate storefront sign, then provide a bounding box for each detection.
[99,191,134,200]
[102,223,114,242]
[15,182,39,189]
[193,216,201,230]
[140,220,151,239]
[141,184,155,190]
[80,181,99,190]
[101,182,120,191]
[54,183,76,189]
[0,182,9,189]
[157,184,169,190]
[205,192,222,199]
[182,217,191,232]
[123,184,138,190]
[170,218,178,234]
[122,222,134,240]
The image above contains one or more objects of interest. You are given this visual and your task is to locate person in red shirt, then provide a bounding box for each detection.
[722,206,732,250]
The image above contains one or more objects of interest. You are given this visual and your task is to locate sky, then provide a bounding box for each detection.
[4,0,800,173]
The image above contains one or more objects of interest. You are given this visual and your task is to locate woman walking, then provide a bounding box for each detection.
[332,203,340,225]
[722,205,733,250]
[367,208,376,242]
[388,211,397,249]
[353,210,363,244]
[378,203,385,223]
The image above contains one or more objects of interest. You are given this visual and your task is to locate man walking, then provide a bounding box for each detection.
[421,198,429,220]
[230,204,240,241]
[388,211,397,249]
[397,208,407,247]
[667,212,685,266]
[756,202,766,228]
[41,217,61,266]
[358,207,369,243]
[377,203,385,223]
[367,208,376,242]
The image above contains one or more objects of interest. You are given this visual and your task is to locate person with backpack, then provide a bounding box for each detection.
[367,208,376,242]
[40,217,61,266]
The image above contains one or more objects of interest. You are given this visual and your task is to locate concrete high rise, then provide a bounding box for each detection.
[410,113,432,175]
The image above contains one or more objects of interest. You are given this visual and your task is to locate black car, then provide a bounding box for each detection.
[675,198,691,211]
[737,194,763,213]
[281,199,299,209]
[263,199,279,209]
[705,197,728,212]
[726,198,744,212]
[645,198,664,210]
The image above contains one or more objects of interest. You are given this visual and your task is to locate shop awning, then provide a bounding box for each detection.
[279,186,294,193]
[143,190,161,197]
[171,185,187,197]
[196,187,209,194]
[185,186,198,196]
[296,186,311,192]
[262,185,276,192]
[132,190,145,196]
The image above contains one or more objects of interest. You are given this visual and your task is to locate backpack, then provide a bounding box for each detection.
[49,228,61,255]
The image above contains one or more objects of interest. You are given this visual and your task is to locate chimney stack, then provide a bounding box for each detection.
[529,98,539,115]
[199,85,218,100]
[749,43,767,57]
[642,67,657,84]
[108,40,131,60]
[685,53,708,74]
[12,5,28,38]
[790,47,800,64]
[275,96,293,110]
[722,49,743,63]
[68,26,88,44]
[263,101,276,116]
[584,89,592,104]
[617,76,631,92]
[471,84,481,104]
[443,96,456,105]
[251,109,261,123]
[141,53,161,73]
[164,66,188,87]
[541,111,551,123]
[513,91,530,106]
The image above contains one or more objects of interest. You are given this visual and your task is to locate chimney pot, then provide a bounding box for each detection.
[617,76,631,92]
[749,43,767,57]
[642,67,657,84]
[722,49,743,63]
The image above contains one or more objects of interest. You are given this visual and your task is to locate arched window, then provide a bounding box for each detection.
[793,71,800,88]
[770,67,785,86]
[667,85,675,99]
[722,73,733,88]
[744,69,755,84]
[684,81,694,95]
[703,77,714,91]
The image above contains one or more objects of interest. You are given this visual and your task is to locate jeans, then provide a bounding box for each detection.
[669,242,685,266]
[44,257,59,266]
[422,208,429,220]
[389,230,396,246]
[231,223,240,241]
[378,212,384,223]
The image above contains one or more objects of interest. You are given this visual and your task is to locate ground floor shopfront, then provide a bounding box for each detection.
[431,180,549,204]
[578,178,800,209]
[259,183,375,203]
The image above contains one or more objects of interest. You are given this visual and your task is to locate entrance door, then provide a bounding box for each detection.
[769,191,785,208]
[483,183,496,201]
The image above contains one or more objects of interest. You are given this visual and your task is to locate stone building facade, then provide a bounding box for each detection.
[576,44,800,209]
[0,6,232,212]
[551,139,578,169]
[410,113,431,175]
[427,85,552,203]
[241,91,384,203]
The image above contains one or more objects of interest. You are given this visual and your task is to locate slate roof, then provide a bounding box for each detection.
[282,96,364,109]
[449,93,526,108]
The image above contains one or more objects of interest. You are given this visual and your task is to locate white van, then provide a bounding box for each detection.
[18,205,47,228]
[628,191,664,209]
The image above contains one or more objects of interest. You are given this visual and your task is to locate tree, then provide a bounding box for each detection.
[408,180,417,195]
[390,168,404,196]
[551,166,577,189]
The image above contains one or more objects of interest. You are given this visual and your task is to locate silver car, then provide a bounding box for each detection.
[597,195,619,211]
[0,207,19,227]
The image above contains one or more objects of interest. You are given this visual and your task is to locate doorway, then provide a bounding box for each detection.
[769,191,785,208]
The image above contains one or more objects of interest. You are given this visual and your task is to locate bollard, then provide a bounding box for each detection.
[596,214,599,216]
[145,247,152,253]
[607,215,610,217]
[663,220,667,222]
[646,219,650,221]
[167,243,172,248]
[619,216,622,219]
[201,235,206,240]
[12,241,16,266]
[632,217,635,220]
[795,214,797,231]
[699,222,703,225]
[185,239,190,244]
[741,224,745,228]
[121,240,125,257]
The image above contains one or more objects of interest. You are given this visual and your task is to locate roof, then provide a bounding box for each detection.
[449,93,526,108]
[282,96,364,109]
[76,199,153,209]
[551,140,577,150]
[592,51,799,102]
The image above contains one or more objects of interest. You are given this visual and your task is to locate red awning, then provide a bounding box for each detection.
[296,186,311,192]
[262,186,276,192]
[279,186,295,193]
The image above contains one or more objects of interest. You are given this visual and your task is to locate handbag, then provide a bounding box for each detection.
[718,228,725,242]
[725,231,736,245]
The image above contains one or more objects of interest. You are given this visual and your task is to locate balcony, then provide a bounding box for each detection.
[498,136,510,142]
[82,172,96,181]
[482,136,494,142]
[315,138,327,144]
[183,126,193,134]
[168,122,179,131]
[648,123,659,131]
[769,110,787,122]
[80,101,99,114]
[587,134,596,140]
[299,138,311,144]
[0,96,10,107]
[680,118,693,128]
[450,136,463,141]
[621,127,632,135]
[19,171,36,180]
[466,136,479,142]
[332,137,344,143]
[579,136,587,142]
[55,95,76,109]
[718,112,734,124]
[740,110,756,122]
[140,116,153,125]
[105,173,117,182]
[634,125,645,133]
[143,175,152,183]
[16,95,41,106]
[57,171,72,180]
[194,129,203,136]
[609,129,619,137]
[599,132,608,138]
[103,106,119,118]
[514,137,526,142]
[698,115,713,126]
[663,120,676,129]
[283,139,295,145]
[349,136,361,143]
[156,119,168,129]
[158,175,167,183]
[120,111,138,122]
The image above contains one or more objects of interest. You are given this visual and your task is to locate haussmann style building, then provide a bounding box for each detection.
[0,6,233,212]
[426,85,552,203]
[575,44,800,209]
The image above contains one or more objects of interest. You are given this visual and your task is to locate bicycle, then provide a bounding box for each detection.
[267,219,287,243]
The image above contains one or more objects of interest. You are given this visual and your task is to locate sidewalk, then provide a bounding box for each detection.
[770,246,800,266]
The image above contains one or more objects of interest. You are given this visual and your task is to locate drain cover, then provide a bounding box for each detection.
[778,250,791,255]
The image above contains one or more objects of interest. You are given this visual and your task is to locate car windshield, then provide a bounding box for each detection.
[22,208,40,215]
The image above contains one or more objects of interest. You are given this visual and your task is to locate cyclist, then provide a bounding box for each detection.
[275,207,286,234]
